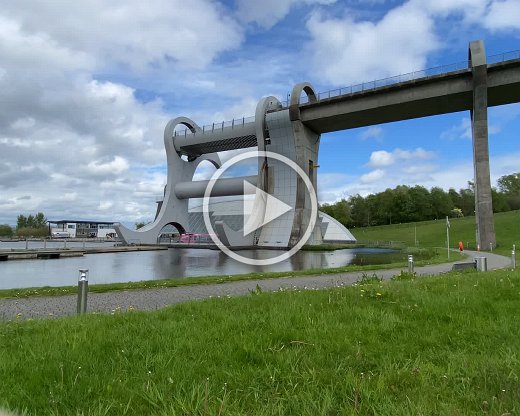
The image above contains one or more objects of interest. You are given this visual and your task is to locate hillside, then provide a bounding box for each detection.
[351,210,520,256]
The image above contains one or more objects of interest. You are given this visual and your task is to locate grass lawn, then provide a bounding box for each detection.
[1,268,519,415]
[352,209,520,256]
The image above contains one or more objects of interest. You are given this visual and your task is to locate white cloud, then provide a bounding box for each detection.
[99,201,114,210]
[402,164,437,175]
[441,116,502,141]
[367,150,395,167]
[360,169,386,184]
[413,0,488,22]
[10,117,36,130]
[360,126,383,141]
[367,147,435,168]
[1,1,243,71]
[318,149,520,205]
[305,0,520,88]
[86,156,130,176]
[236,0,336,29]
[440,117,472,140]
[484,0,520,31]
[306,2,439,85]
[394,148,436,160]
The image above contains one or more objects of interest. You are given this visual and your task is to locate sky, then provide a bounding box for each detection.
[0,0,519,227]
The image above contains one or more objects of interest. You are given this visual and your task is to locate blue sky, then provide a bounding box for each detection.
[0,0,519,226]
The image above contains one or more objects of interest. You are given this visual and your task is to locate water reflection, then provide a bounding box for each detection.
[0,247,399,290]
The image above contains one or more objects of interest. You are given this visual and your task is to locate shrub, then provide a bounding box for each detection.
[0,224,13,237]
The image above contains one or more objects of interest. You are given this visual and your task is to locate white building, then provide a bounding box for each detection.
[48,220,117,239]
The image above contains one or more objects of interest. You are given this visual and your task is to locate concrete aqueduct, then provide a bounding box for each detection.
[116,40,520,249]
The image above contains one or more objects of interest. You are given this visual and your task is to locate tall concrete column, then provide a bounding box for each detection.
[469,40,496,249]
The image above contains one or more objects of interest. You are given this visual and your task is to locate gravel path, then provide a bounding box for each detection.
[0,250,513,320]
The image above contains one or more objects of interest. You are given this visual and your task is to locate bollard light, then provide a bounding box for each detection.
[513,245,516,270]
[475,256,488,272]
[77,269,89,315]
[407,254,414,274]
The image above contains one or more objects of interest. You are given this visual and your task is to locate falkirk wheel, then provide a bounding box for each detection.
[115,83,330,248]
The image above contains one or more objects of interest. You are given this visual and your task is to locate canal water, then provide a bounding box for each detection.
[0,246,404,290]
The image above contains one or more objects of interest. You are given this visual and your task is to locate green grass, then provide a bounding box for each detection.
[301,241,406,251]
[353,209,520,256]
[0,248,450,300]
[1,268,520,415]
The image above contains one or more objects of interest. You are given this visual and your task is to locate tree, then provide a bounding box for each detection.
[15,212,48,237]
[372,188,395,225]
[26,214,36,228]
[430,187,453,219]
[0,224,13,237]
[492,188,510,212]
[458,186,475,217]
[320,199,352,227]
[321,172,518,229]
[135,222,147,230]
[17,212,47,230]
[349,194,369,227]
[17,214,27,230]
[497,172,520,195]
[409,186,432,221]
[448,188,461,210]
[392,185,414,223]
[497,172,520,210]
[34,212,47,228]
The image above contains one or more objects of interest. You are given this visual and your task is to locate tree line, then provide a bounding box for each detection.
[320,172,520,228]
[0,212,49,237]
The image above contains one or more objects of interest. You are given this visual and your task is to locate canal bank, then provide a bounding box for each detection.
[0,250,511,320]
[0,245,168,261]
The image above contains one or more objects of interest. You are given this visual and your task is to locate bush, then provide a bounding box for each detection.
[0,224,13,237]
[15,227,49,238]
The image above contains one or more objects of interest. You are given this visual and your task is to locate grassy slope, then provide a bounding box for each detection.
[352,210,520,256]
[1,269,519,415]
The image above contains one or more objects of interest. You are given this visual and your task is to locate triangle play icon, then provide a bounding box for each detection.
[242,181,292,236]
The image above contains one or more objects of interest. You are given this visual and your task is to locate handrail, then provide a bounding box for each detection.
[174,49,520,136]
[292,49,520,106]
[173,116,255,137]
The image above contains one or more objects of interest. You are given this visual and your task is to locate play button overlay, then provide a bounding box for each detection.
[202,150,318,266]
[242,181,292,236]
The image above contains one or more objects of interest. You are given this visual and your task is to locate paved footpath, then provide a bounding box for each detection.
[0,250,513,320]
